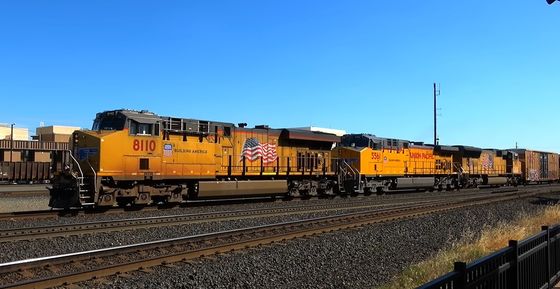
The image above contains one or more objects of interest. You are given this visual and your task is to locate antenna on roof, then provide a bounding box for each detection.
[433,82,441,146]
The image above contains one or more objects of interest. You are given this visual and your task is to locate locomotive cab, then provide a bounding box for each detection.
[92,110,161,136]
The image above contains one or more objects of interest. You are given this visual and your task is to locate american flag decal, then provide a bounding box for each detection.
[241,138,278,164]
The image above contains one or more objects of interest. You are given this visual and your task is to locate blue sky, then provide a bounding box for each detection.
[1,1,559,151]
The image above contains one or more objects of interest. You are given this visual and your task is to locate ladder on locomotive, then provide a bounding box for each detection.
[338,159,361,191]
[68,150,95,205]
[77,176,93,204]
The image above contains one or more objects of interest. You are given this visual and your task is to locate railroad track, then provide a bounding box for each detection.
[0,199,435,242]
[0,188,520,242]
[0,186,557,289]
[0,185,529,221]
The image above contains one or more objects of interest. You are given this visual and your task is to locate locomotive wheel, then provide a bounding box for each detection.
[319,185,334,197]
[288,187,300,198]
[309,186,318,197]
[134,193,150,206]
[98,193,115,207]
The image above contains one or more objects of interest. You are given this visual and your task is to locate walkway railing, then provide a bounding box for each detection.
[0,140,69,151]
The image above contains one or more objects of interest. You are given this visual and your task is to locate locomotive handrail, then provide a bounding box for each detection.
[67,150,84,182]
[86,160,97,194]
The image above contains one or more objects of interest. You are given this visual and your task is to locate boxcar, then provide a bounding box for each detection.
[511,149,559,183]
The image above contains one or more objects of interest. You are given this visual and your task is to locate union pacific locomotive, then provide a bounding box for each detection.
[48,109,560,208]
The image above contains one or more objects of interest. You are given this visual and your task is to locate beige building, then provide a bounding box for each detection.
[0,125,77,163]
[0,124,29,140]
[36,125,80,142]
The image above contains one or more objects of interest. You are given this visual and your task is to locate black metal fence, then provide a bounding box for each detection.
[417,225,560,289]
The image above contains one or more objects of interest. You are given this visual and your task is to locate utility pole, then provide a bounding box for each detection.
[9,123,15,162]
[433,83,440,145]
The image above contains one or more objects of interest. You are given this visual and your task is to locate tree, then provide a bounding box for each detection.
[548,0,556,4]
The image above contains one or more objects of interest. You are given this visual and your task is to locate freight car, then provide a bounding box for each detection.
[49,109,340,208]
[0,140,69,184]
[0,162,51,183]
[511,149,559,184]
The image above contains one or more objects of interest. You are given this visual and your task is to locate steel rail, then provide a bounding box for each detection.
[0,184,524,221]
[0,199,437,242]
[0,188,518,241]
[1,186,558,289]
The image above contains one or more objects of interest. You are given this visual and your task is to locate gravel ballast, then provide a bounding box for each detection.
[0,207,398,263]
[60,194,560,289]
[0,193,50,213]
[0,190,482,230]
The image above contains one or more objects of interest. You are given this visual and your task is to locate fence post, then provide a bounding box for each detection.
[543,226,551,289]
[454,261,467,289]
[509,240,519,289]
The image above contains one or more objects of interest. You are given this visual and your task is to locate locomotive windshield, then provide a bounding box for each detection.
[92,112,126,131]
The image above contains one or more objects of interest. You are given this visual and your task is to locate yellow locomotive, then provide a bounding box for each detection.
[335,134,523,194]
[49,109,552,209]
[49,109,339,208]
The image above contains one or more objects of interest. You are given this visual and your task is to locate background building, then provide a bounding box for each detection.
[0,124,29,141]
[35,125,80,142]
[0,124,75,182]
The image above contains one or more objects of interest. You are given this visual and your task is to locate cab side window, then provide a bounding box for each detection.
[129,120,159,136]
[129,120,139,135]
[138,123,152,135]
